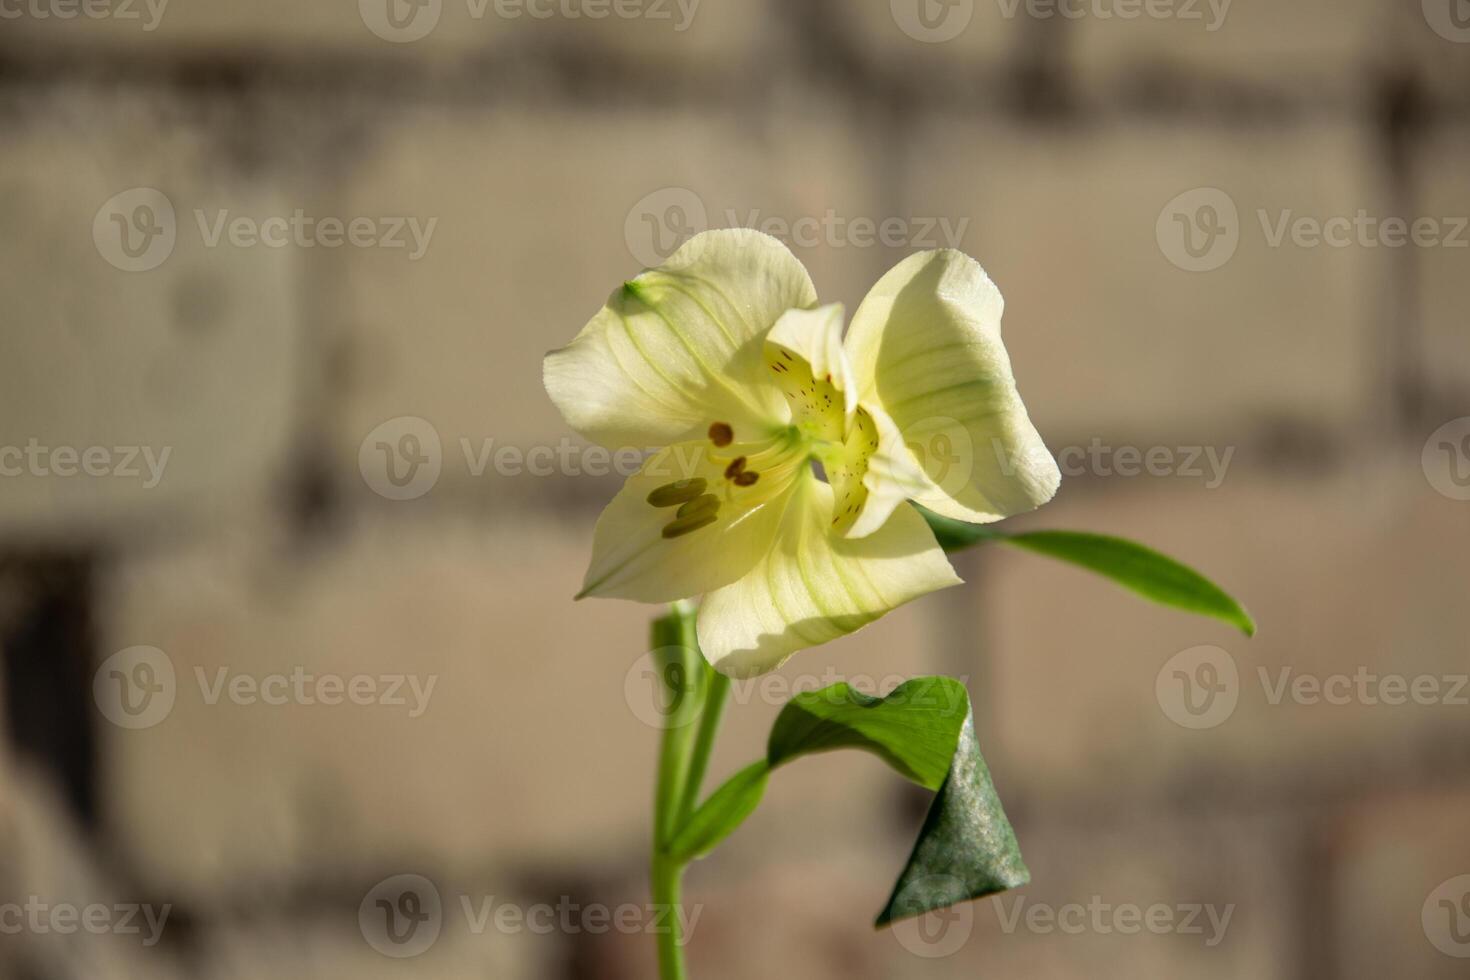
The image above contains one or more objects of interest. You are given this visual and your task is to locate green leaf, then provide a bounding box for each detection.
[915,506,1255,636]
[876,713,1030,926]
[764,676,1029,926]
[767,677,971,790]
[916,505,1002,551]
[667,761,769,862]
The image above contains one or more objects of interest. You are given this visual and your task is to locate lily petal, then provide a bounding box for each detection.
[765,303,858,434]
[845,249,1060,524]
[696,475,962,678]
[579,441,791,603]
[544,229,817,451]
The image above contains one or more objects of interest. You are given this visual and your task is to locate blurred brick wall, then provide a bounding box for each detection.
[1,1,1468,977]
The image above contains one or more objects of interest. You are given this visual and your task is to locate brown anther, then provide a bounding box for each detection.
[724,457,747,480]
[646,478,708,508]
[708,422,734,447]
[676,494,720,519]
[733,471,760,487]
[661,511,719,539]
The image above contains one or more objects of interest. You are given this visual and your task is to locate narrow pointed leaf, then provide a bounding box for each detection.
[667,761,770,862]
[915,505,1255,636]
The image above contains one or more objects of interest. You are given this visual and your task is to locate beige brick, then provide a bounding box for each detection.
[1,0,768,73]
[901,120,1383,443]
[591,814,1291,980]
[1334,789,1470,980]
[981,456,1470,804]
[1070,0,1409,95]
[329,104,889,511]
[1418,126,1470,400]
[99,507,954,902]
[0,97,299,544]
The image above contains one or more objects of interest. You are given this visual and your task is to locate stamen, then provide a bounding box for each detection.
[724,457,747,480]
[708,422,734,447]
[646,478,708,508]
[676,494,720,519]
[662,511,719,539]
[733,472,759,487]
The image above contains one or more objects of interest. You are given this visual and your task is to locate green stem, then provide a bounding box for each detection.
[650,602,699,980]
[651,853,686,980]
[676,669,730,828]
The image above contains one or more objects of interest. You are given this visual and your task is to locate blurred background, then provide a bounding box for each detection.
[1,1,1468,977]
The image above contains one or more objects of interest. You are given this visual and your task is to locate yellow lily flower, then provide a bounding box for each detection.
[544,229,1059,677]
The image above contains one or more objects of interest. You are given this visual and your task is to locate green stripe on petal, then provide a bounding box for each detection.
[696,476,962,678]
[544,229,816,451]
[845,250,1060,524]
